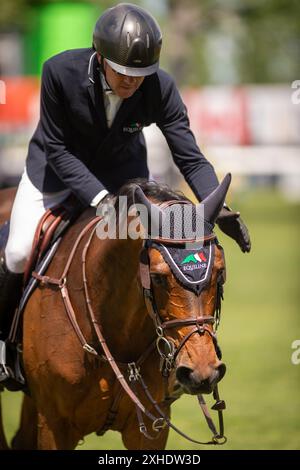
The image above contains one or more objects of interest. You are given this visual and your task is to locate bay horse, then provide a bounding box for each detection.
[0,175,230,450]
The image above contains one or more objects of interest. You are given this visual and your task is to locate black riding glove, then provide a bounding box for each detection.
[216,205,251,253]
[95,193,115,217]
[99,193,115,205]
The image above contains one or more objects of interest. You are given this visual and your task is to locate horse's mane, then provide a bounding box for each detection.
[115,178,190,208]
[113,179,214,238]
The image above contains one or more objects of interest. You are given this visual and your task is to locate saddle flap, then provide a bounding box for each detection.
[23,196,84,285]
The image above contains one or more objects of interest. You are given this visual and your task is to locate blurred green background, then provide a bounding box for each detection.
[1,0,300,83]
[2,188,300,450]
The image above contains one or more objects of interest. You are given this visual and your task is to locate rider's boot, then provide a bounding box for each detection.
[0,256,23,383]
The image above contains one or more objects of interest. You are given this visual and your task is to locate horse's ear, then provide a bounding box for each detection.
[200,173,232,225]
[133,186,164,236]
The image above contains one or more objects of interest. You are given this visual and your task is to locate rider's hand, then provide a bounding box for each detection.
[216,205,251,253]
[96,193,115,217]
[98,193,114,205]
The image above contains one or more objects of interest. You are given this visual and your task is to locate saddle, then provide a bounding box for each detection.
[0,195,84,391]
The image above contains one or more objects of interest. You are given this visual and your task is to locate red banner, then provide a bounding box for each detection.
[0,77,40,131]
[182,87,251,146]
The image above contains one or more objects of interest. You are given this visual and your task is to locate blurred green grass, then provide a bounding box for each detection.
[2,188,300,450]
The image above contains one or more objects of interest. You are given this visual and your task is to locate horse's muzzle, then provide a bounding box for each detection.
[176,363,226,395]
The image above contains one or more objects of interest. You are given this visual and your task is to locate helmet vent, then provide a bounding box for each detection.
[136,21,141,36]
[146,33,150,48]
[127,32,131,48]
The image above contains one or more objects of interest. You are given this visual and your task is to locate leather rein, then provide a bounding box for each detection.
[33,213,227,446]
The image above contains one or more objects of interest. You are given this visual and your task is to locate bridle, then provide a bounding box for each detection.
[136,230,227,445]
[140,238,224,377]
[33,208,227,446]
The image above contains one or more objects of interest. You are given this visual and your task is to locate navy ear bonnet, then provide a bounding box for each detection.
[152,241,215,295]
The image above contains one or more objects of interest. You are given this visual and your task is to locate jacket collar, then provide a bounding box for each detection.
[87,51,97,84]
[86,51,143,133]
[87,51,107,130]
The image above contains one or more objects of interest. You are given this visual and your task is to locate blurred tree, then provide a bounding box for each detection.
[0,0,28,30]
[1,0,299,84]
[0,0,106,29]
[165,0,300,85]
[236,0,300,83]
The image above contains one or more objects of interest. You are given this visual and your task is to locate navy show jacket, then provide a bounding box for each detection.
[26,48,219,206]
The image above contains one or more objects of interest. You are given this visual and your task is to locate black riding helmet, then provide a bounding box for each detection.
[93,3,162,77]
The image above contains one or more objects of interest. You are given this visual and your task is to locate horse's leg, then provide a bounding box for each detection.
[11,394,38,450]
[121,408,170,450]
[139,427,169,451]
[37,411,81,450]
[12,396,85,450]
[37,413,57,450]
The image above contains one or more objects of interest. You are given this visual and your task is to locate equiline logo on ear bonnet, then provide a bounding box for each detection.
[152,242,215,294]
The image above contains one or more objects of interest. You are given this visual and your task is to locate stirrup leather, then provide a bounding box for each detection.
[0,340,11,382]
[0,340,25,389]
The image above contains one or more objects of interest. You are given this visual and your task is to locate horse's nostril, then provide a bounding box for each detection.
[176,363,226,394]
[176,366,193,385]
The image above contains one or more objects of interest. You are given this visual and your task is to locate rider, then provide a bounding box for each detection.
[0,3,250,352]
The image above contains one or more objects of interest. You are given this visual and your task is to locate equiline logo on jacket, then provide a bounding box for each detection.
[123,122,143,133]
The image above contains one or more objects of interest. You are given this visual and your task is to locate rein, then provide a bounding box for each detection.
[33,213,227,446]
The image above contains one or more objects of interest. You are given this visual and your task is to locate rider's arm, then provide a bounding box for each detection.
[156,70,219,201]
[40,59,106,206]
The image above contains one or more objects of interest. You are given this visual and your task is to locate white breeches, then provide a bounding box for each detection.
[5,169,71,273]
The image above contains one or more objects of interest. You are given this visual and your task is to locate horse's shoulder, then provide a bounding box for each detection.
[59,207,95,253]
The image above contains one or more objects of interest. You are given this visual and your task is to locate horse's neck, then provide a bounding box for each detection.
[87,237,154,361]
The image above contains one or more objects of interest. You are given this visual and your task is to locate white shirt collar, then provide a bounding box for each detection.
[100,72,113,94]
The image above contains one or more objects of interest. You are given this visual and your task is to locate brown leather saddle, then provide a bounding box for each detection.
[0,195,83,285]
[0,195,83,391]
[23,199,78,285]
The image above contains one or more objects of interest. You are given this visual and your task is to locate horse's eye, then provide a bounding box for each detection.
[151,273,168,288]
